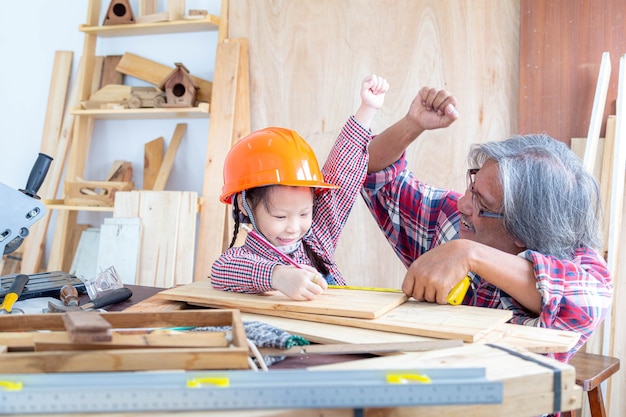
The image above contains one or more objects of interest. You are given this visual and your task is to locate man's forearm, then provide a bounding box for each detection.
[367,115,425,173]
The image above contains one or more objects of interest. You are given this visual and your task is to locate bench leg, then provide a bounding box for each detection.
[588,386,606,417]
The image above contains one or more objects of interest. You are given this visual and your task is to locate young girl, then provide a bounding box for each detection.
[210,74,388,300]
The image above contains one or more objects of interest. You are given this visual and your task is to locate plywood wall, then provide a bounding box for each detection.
[519,0,626,145]
[228,0,520,288]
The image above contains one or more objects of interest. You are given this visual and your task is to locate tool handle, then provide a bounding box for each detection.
[446,276,471,306]
[7,274,29,298]
[88,287,133,310]
[60,284,80,306]
[20,153,53,198]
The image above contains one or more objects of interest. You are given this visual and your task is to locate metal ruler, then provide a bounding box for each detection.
[0,368,502,414]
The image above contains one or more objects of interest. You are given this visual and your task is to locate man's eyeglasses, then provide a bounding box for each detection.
[466,168,504,219]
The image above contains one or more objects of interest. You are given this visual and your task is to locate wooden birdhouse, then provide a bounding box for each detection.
[158,63,199,107]
[103,0,135,25]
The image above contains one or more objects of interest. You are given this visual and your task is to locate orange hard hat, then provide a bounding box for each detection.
[220,127,338,204]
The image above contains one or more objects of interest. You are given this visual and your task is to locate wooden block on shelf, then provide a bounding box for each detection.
[106,160,133,182]
[101,55,124,88]
[64,179,134,207]
[135,11,170,23]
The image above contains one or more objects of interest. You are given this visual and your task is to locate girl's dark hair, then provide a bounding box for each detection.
[230,185,331,276]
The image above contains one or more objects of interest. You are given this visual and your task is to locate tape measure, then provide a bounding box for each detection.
[0,368,502,413]
[328,285,403,293]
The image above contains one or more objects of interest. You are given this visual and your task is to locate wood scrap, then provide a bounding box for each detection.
[143,136,164,189]
[135,11,170,23]
[167,0,185,21]
[106,160,133,182]
[100,55,124,87]
[62,311,113,343]
[259,339,463,357]
[138,0,157,16]
[83,84,131,109]
[115,52,212,103]
[33,330,228,351]
[152,123,186,190]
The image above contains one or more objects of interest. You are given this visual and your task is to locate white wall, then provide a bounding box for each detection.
[0,0,220,267]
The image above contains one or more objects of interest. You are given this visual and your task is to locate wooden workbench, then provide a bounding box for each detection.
[0,285,583,416]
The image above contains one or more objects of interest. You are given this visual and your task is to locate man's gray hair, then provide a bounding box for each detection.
[468,134,602,258]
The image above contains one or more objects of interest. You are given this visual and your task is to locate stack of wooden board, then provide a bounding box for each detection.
[155,280,580,352]
[0,309,249,373]
[157,280,512,342]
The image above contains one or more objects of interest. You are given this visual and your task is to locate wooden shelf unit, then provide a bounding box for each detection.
[32,0,250,281]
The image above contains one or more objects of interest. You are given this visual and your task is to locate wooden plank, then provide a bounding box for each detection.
[143,136,164,189]
[115,52,212,102]
[241,312,579,354]
[607,53,626,416]
[583,52,612,173]
[69,227,100,280]
[39,51,73,157]
[19,51,73,274]
[235,302,512,343]
[138,0,157,16]
[259,339,462,357]
[96,217,141,285]
[158,279,409,320]
[167,0,185,20]
[152,123,186,191]
[123,293,187,312]
[113,191,197,287]
[195,39,247,281]
[570,137,604,180]
[33,330,228,351]
[600,116,617,257]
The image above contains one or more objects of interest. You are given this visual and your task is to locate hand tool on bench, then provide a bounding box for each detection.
[46,286,133,313]
[0,274,28,314]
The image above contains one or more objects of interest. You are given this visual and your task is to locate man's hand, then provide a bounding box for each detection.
[401,240,472,304]
[406,87,459,131]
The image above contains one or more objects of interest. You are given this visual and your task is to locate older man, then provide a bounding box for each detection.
[359,87,613,362]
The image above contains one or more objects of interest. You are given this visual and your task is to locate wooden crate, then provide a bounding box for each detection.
[0,309,250,373]
[64,179,134,207]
